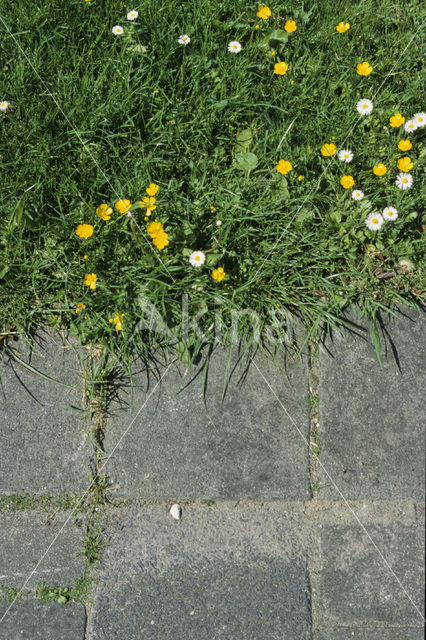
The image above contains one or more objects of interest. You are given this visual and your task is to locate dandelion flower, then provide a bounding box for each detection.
[284,20,297,32]
[112,25,124,35]
[274,61,288,75]
[383,207,398,221]
[0,101,9,112]
[320,143,337,157]
[398,139,412,151]
[189,251,206,267]
[96,203,113,220]
[336,22,350,33]
[389,113,405,127]
[275,159,292,174]
[373,163,387,176]
[395,173,413,190]
[212,267,226,282]
[84,273,97,290]
[257,5,271,19]
[76,302,86,314]
[178,35,190,45]
[365,212,384,231]
[109,312,125,331]
[357,98,373,115]
[127,10,138,21]
[228,41,242,53]
[115,199,132,213]
[146,183,159,196]
[356,61,372,76]
[413,112,426,127]
[340,175,354,188]
[352,190,364,201]
[397,156,413,172]
[75,224,94,238]
[338,149,354,163]
[404,119,417,133]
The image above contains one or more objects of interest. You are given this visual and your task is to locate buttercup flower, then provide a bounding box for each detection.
[147,221,163,237]
[146,183,159,196]
[76,302,86,314]
[0,101,9,112]
[178,35,190,45]
[274,61,288,75]
[210,206,217,213]
[284,20,297,32]
[373,163,387,176]
[75,224,94,238]
[115,199,132,213]
[383,206,398,221]
[127,10,138,21]
[228,41,242,53]
[397,156,413,172]
[96,204,113,220]
[109,312,125,331]
[340,175,354,188]
[212,267,226,282]
[139,196,157,216]
[356,61,372,76]
[320,143,337,157]
[84,273,97,290]
[336,22,350,33]
[352,190,364,201]
[365,212,384,231]
[389,113,405,127]
[404,119,417,133]
[83,254,88,260]
[257,5,271,19]
[398,139,412,151]
[413,112,426,127]
[298,175,304,181]
[189,251,206,267]
[147,221,169,249]
[112,25,124,35]
[357,98,373,115]
[395,173,413,190]
[338,149,353,163]
[275,159,292,174]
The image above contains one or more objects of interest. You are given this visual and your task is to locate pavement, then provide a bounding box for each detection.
[0,306,424,639]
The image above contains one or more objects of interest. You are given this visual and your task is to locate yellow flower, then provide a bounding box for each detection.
[373,163,387,176]
[271,50,276,56]
[336,22,350,33]
[146,183,159,196]
[398,139,412,151]
[147,221,163,237]
[285,20,297,32]
[109,312,125,331]
[274,61,288,75]
[275,159,292,175]
[210,205,216,213]
[139,196,157,216]
[257,5,271,19]
[84,273,97,290]
[75,224,94,238]
[340,175,354,188]
[298,175,304,181]
[115,199,132,213]
[389,113,405,127]
[356,61,373,76]
[212,267,226,282]
[96,203,113,221]
[152,231,169,250]
[397,156,413,172]
[83,254,88,260]
[320,143,337,157]
[76,302,86,314]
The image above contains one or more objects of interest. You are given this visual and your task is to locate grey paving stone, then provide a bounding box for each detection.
[0,511,86,589]
[0,600,86,640]
[318,306,425,500]
[317,629,424,640]
[88,503,312,639]
[0,328,93,494]
[105,345,310,499]
[317,520,425,628]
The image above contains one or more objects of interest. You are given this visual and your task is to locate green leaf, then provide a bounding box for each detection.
[235,128,253,151]
[206,251,221,266]
[258,29,289,50]
[234,151,258,171]
[0,265,9,280]
[329,211,342,224]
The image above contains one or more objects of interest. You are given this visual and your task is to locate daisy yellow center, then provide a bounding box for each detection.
[372,218,378,224]
[403,178,408,183]
[363,104,367,109]
[195,256,200,260]
[387,212,393,216]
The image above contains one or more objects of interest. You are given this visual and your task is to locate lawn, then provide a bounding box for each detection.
[0,0,424,364]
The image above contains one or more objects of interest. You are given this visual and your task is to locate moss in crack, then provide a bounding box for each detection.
[0,493,88,513]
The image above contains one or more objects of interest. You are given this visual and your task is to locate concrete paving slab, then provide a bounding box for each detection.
[0,511,86,589]
[104,346,311,499]
[88,502,313,639]
[0,600,86,640]
[318,307,425,500]
[317,629,424,640]
[0,329,93,494]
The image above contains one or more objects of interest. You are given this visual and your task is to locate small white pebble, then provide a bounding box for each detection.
[170,503,181,520]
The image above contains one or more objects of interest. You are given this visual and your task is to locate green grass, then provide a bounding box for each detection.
[0,0,424,364]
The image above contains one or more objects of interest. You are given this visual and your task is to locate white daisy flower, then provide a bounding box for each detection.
[0,101,9,112]
[338,149,354,163]
[356,98,373,115]
[413,112,426,127]
[404,119,418,133]
[352,190,364,201]
[112,25,124,35]
[178,34,190,45]
[127,10,138,21]
[365,212,384,231]
[228,41,242,53]
[382,206,398,221]
[395,172,413,190]
[189,251,206,267]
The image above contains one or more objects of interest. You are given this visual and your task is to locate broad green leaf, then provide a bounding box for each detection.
[235,128,253,151]
[234,151,258,171]
[258,29,289,49]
